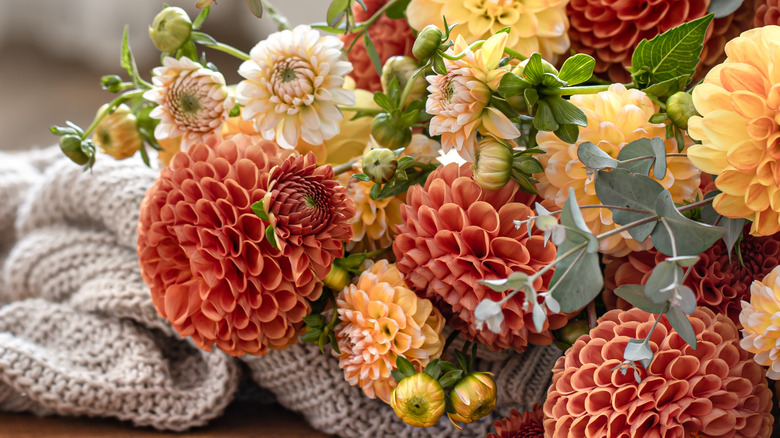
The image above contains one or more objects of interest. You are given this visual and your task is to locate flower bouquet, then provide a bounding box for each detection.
[3,0,780,436]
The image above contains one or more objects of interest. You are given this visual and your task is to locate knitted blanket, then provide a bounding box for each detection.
[0,148,560,436]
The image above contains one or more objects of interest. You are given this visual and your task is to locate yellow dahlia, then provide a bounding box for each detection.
[427,33,520,161]
[687,26,780,236]
[334,260,445,403]
[407,0,570,62]
[92,103,142,160]
[740,265,780,379]
[236,25,355,150]
[536,84,701,256]
[338,173,405,253]
[143,56,233,151]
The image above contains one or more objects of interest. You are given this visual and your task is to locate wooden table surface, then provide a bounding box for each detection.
[0,401,331,437]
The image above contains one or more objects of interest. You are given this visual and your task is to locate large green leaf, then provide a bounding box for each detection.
[578,142,618,170]
[643,74,691,100]
[594,169,662,242]
[651,190,725,256]
[497,72,532,98]
[558,54,596,85]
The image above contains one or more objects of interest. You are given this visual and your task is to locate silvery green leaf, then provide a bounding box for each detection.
[535,215,558,231]
[723,217,746,261]
[535,202,551,216]
[566,188,591,235]
[667,306,697,349]
[478,271,529,292]
[666,255,700,267]
[545,294,561,314]
[650,137,667,180]
[474,298,504,321]
[577,142,619,171]
[614,284,667,314]
[675,285,697,315]
[708,0,744,18]
[532,302,547,333]
[551,225,566,245]
[486,312,505,334]
[616,138,656,176]
[644,261,680,304]
[652,190,725,256]
[624,338,654,368]
[594,169,661,242]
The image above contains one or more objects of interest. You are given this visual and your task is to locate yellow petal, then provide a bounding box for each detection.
[480,32,509,70]
[715,169,753,196]
[726,140,764,171]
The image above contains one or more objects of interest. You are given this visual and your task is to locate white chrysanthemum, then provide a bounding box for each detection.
[236,25,355,149]
[144,56,233,151]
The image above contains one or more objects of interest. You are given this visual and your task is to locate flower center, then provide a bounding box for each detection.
[405,396,429,417]
[271,57,315,107]
[179,93,201,114]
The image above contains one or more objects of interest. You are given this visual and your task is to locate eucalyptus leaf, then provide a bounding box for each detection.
[594,169,661,242]
[614,284,668,313]
[577,142,619,170]
[699,190,721,225]
[558,54,596,85]
[708,0,744,18]
[479,271,529,292]
[666,255,700,267]
[534,100,559,131]
[650,137,667,180]
[631,14,714,86]
[666,306,697,349]
[676,285,697,314]
[615,138,660,177]
[624,338,654,367]
[723,217,746,259]
[644,261,680,304]
[651,190,725,256]
[548,97,588,127]
[532,302,547,333]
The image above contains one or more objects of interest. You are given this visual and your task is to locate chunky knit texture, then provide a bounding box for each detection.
[0,148,560,435]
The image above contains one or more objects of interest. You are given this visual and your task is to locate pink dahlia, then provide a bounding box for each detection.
[393,163,566,352]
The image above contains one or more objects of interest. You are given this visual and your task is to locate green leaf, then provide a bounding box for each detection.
[650,137,667,180]
[651,190,725,256]
[614,285,668,313]
[391,369,406,383]
[649,113,668,124]
[438,369,463,389]
[723,217,746,259]
[327,0,349,27]
[643,75,690,100]
[396,156,415,171]
[120,26,133,79]
[192,6,210,30]
[497,72,532,98]
[245,0,264,17]
[624,338,654,368]
[524,88,539,108]
[265,225,279,250]
[577,142,619,170]
[631,14,714,86]
[644,260,681,304]
[479,271,529,292]
[424,359,441,379]
[558,54,596,85]
[385,0,412,18]
[301,328,322,343]
[533,100,559,131]
[396,356,416,378]
[251,200,270,221]
[666,306,697,349]
[594,169,661,242]
[489,95,520,120]
[541,73,567,88]
[329,332,341,354]
[302,314,326,327]
[514,156,543,174]
[523,53,545,84]
[191,31,218,46]
[455,350,469,373]
[548,97,588,127]
[708,0,744,18]
[554,124,579,143]
[373,93,393,112]
[352,173,370,182]
[363,33,383,77]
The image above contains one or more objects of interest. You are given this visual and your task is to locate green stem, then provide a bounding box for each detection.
[399,66,423,105]
[439,40,485,60]
[326,291,340,330]
[260,0,291,31]
[542,84,611,96]
[332,159,358,175]
[346,0,401,52]
[199,41,250,61]
[503,47,527,61]
[83,90,146,137]
[364,247,391,259]
[338,106,383,115]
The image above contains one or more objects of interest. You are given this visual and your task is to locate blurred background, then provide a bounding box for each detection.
[0,0,328,151]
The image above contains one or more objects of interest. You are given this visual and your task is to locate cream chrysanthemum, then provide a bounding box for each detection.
[427,33,520,161]
[536,84,701,256]
[687,26,780,236]
[407,0,570,62]
[144,56,233,151]
[236,25,355,150]
[740,265,780,379]
[334,260,445,403]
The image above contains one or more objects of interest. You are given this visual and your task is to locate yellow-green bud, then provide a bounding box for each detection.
[59,135,89,165]
[370,113,412,150]
[666,91,696,130]
[390,372,446,427]
[473,137,514,190]
[412,25,443,61]
[323,263,350,291]
[447,372,497,430]
[554,319,591,351]
[511,57,559,78]
[101,75,123,93]
[362,147,398,184]
[149,7,192,53]
[381,56,428,104]
[92,104,143,160]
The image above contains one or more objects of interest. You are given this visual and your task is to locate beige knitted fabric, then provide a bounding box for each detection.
[0,148,561,435]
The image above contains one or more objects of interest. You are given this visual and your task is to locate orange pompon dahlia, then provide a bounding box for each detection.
[340,0,415,92]
[687,26,780,236]
[406,0,570,62]
[536,84,701,256]
[544,307,774,438]
[427,33,520,161]
[488,404,544,438]
[755,0,780,26]
[138,135,354,356]
[334,260,445,403]
[740,265,780,379]
[393,162,566,352]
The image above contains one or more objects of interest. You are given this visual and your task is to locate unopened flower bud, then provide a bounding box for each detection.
[92,104,142,160]
[473,137,514,190]
[323,263,350,291]
[390,373,446,427]
[554,319,591,351]
[371,113,412,150]
[60,135,90,165]
[101,75,123,93]
[413,25,443,61]
[149,6,192,53]
[381,56,427,104]
[511,57,559,78]
[666,91,696,130]
[447,372,497,430]
[362,147,398,184]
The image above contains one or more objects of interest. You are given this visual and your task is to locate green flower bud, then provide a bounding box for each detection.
[149,6,192,53]
[381,56,428,104]
[100,75,123,93]
[447,372,497,430]
[59,135,89,165]
[412,25,443,61]
[473,137,514,190]
[554,319,591,351]
[323,263,350,291]
[362,147,398,184]
[390,372,446,427]
[666,91,696,130]
[370,113,412,150]
[511,57,559,78]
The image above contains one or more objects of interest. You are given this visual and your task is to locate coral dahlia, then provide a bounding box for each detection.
[393,162,566,352]
[487,404,544,438]
[334,260,445,403]
[545,307,774,438]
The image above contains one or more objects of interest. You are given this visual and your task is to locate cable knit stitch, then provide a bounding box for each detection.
[0,148,559,435]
